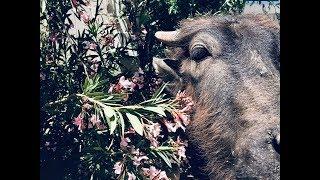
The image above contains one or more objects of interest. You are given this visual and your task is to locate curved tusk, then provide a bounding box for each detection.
[155,31,179,44]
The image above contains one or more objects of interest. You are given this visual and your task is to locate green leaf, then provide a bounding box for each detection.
[143,106,167,117]
[125,113,143,136]
[157,151,172,168]
[86,92,105,97]
[118,111,125,137]
[83,78,89,92]
[153,146,175,151]
[103,106,115,118]
[109,116,117,135]
[151,83,167,100]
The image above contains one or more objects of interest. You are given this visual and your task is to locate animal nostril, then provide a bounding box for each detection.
[272,134,280,154]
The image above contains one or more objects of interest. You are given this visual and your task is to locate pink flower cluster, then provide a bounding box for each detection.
[73,113,106,132]
[145,123,162,147]
[141,166,169,180]
[163,91,194,132]
[108,68,145,95]
[173,137,188,159]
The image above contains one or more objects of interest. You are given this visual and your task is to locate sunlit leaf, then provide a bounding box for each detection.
[151,83,167,100]
[143,106,167,117]
[118,111,125,137]
[103,106,115,118]
[109,116,117,135]
[125,112,143,136]
[157,151,172,168]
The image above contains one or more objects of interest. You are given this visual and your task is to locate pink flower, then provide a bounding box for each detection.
[73,114,85,131]
[100,35,114,46]
[82,103,92,111]
[113,162,123,175]
[149,137,159,147]
[175,90,187,101]
[179,101,194,113]
[127,172,136,180]
[157,171,169,180]
[89,42,97,50]
[108,83,122,94]
[108,84,115,93]
[71,0,79,7]
[119,76,136,91]
[172,111,187,131]
[79,11,90,24]
[125,127,137,135]
[131,148,140,155]
[90,115,100,126]
[177,112,190,126]
[163,120,179,132]
[132,155,149,166]
[149,166,160,179]
[145,123,161,147]
[49,33,58,42]
[141,28,147,35]
[132,71,144,89]
[146,123,161,138]
[120,137,131,148]
[96,123,107,130]
[177,146,186,159]
[142,166,169,180]
[142,167,150,176]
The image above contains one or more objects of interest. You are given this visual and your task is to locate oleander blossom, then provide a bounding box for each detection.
[145,122,162,147]
[119,76,136,91]
[133,155,149,166]
[73,114,85,132]
[130,148,149,166]
[120,137,131,148]
[79,11,90,24]
[113,162,123,175]
[90,115,99,125]
[142,166,169,180]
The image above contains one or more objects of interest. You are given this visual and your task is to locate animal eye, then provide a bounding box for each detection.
[190,44,210,61]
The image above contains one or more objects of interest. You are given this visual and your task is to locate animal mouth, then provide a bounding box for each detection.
[152,57,182,86]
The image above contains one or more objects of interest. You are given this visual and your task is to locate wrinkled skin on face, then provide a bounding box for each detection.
[153,14,279,180]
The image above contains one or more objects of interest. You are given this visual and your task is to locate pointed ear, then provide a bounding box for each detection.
[152,57,182,92]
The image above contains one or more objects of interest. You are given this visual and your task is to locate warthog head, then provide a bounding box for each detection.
[153,14,279,179]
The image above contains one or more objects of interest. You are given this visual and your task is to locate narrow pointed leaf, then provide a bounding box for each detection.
[109,116,117,135]
[157,151,172,168]
[125,113,143,136]
[103,106,115,118]
[118,111,125,137]
[143,106,167,117]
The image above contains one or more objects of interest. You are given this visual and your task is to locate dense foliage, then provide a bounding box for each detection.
[40,0,278,179]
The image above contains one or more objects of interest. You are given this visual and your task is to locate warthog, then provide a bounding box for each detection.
[153,14,279,179]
